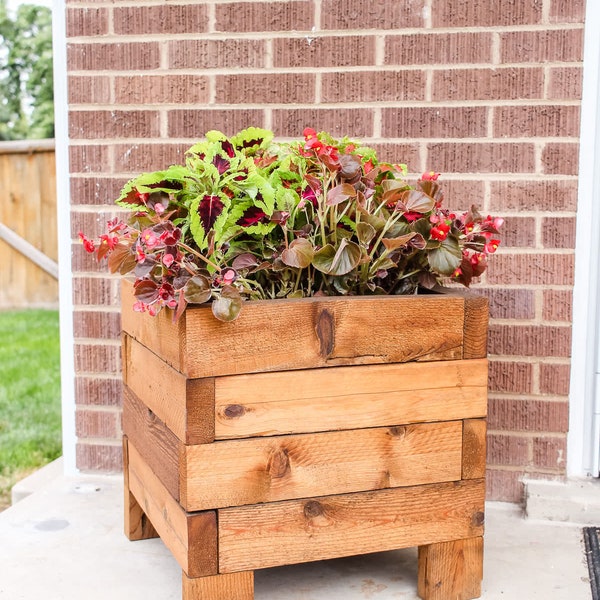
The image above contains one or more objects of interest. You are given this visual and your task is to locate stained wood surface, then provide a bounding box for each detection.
[463,296,489,359]
[181,421,462,511]
[127,441,218,577]
[123,334,215,444]
[215,359,488,439]
[418,537,483,600]
[218,479,485,572]
[182,571,254,600]
[122,281,472,378]
[462,419,487,480]
[122,386,182,501]
[123,436,158,541]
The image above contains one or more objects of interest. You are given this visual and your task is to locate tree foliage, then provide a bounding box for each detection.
[0,1,53,140]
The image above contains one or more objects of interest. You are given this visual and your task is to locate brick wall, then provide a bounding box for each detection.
[66,0,585,501]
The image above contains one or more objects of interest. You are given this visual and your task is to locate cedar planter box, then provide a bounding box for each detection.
[121,281,488,600]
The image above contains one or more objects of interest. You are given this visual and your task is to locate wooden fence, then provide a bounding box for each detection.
[0,139,58,308]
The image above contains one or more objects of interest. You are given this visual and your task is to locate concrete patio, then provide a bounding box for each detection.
[0,461,592,600]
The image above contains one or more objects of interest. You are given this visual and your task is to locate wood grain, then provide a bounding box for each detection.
[418,537,483,600]
[215,359,488,439]
[462,419,487,480]
[182,571,254,600]
[181,421,463,511]
[127,440,218,578]
[463,295,489,360]
[218,479,485,572]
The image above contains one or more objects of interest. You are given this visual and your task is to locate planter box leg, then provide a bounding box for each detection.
[417,537,483,600]
[182,571,254,600]
[123,436,158,541]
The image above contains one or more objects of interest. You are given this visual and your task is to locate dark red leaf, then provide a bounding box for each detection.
[237,206,267,227]
[213,155,230,175]
[198,194,225,232]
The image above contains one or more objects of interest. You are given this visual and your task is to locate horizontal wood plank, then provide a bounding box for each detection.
[462,419,487,480]
[182,571,254,600]
[215,359,488,439]
[181,421,463,511]
[127,440,218,578]
[218,479,485,573]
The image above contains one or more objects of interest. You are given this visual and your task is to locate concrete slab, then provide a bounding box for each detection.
[10,457,64,505]
[0,472,592,599]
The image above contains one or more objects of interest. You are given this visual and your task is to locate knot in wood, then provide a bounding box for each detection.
[223,404,246,419]
[315,309,335,357]
[267,447,290,479]
[388,426,406,438]
[304,500,324,519]
[471,511,485,527]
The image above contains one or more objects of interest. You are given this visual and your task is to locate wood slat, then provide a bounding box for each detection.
[182,571,254,600]
[463,295,489,359]
[123,334,215,444]
[218,479,485,573]
[122,386,182,501]
[122,281,469,378]
[181,421,463,511]
[462,419,487,480]
[418,537,483,600]
[215,359,488,439]
[127,441,218,578]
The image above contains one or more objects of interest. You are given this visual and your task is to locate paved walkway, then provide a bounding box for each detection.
[0,470,591,599]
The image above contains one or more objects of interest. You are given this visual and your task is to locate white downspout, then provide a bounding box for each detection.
[52,0,78,475]
[568,0,600,478]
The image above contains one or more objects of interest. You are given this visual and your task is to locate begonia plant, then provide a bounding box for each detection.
[81,127,503,322]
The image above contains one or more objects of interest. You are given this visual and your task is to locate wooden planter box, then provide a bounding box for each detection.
[121,281,488,600]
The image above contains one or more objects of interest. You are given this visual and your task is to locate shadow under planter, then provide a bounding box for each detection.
[120,281,488,600]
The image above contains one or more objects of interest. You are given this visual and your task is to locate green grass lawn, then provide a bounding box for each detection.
[0,309,62,510]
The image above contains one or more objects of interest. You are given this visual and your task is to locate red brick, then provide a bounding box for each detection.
[432,179,486,208]
[167,109,265,139]
[68,76,111,105]
[215,73,315,104]
[485,469,524,502]
[73,310,121,339]
[426,143,536,174]
[76,442,122,472]
[491,180,578,212]
[549,0,586,23]
[72,242,110,273]
[532,436,567,469]
[369,143,422,173]
[272,108,373,138]
[541,216,576,249]
[66,7,108,37]
[67,42,160,71]
[215,1,312,32]
[169,39,266,69]
[543,289,572,322]
[114,75,209,105]
[385,32,493,66]
[486,253,574,286]
[69,146,110,174]
[432,0,542,27]
[487,434,530,467]
[382,107,487,139]
[74,342,120,374]
[494,106,580,138]
[500,29,583,63]
[114,5,208,34]
[478,288,536,320]
[113,143,189,174]
[540,363,571,395]
[322,71,426,103]
[321,0,425,29]
[273,36,376,68]
[488,398,569,433]
[70,209,122,239]
[75,376,123,407]
[541,142,580,176]
[69,110,160,140]
[547,67,583,100]
[70,177,128,206]
[488,324,572,358]
[432,68,543,101]
[489,360,533,394]
[500,217,536,248]
[76,409,118,438]
[72,276,118,307]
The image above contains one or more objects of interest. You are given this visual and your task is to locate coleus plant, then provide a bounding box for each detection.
[81,127,503,322]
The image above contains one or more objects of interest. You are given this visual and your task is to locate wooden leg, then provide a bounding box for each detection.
[123,436,158,541]
[182,571,254,600]
[417,537,483,600]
